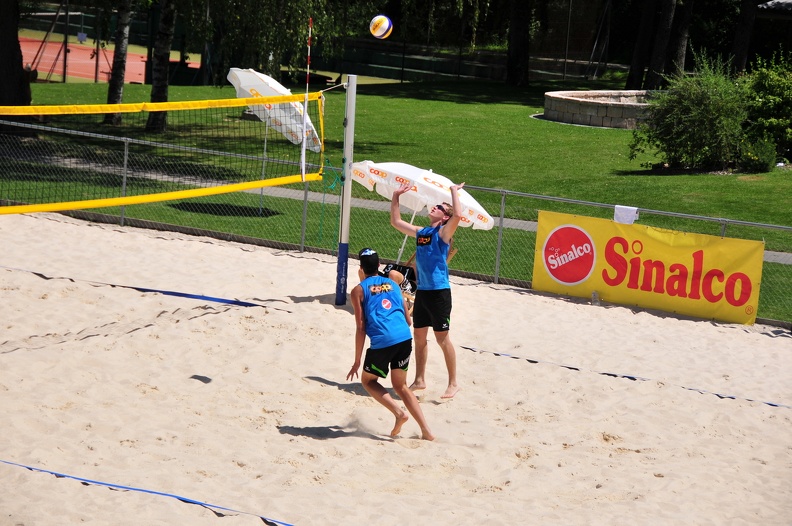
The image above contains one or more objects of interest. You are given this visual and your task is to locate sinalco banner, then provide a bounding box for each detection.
[532,211,765,324]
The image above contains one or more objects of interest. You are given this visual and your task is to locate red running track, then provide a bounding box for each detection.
[20,37,197,84]
[20,37,146,83]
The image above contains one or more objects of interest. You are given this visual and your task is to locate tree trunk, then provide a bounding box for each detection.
[506,0,532,86]
[0,0,32,108]
[104,0,133,125]
[625,0,658,89]
[146,0,177,133]
[732,0,760,73]
[644,0,677,89]
[665,0,695,77]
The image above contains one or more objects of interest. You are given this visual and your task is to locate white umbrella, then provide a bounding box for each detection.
[227,67,321,153]
[350,160,494,230]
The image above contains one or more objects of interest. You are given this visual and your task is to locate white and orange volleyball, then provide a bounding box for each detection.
[370,15,393,39]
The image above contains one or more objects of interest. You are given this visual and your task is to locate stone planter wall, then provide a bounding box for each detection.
[543,90,649,129]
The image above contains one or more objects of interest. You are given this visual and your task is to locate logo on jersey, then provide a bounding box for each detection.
[417,234,432,246]
[367,283,394,294]
[381,298,392,309]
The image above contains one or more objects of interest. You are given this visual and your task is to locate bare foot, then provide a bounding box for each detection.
[441,384,460,399]
[390,413,409,437]
[421,430,436,441]
[409,381,426,393]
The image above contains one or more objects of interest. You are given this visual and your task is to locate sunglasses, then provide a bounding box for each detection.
[434,204,448,215]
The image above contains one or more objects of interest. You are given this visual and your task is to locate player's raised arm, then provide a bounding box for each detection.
[440,182,465,244]
[390,182,421,237]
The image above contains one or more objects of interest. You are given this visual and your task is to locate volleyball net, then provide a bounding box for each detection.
[0,93,325,216]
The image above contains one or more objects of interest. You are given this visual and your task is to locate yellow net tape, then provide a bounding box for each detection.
[0,93,324,116]
[0,173,322,215]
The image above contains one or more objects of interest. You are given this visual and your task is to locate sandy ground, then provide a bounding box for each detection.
[1,212,790,525]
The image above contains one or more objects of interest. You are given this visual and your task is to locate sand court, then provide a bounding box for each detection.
[1,212,790,525]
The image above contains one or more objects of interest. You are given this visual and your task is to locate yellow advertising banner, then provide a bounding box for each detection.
[532,211,765,324]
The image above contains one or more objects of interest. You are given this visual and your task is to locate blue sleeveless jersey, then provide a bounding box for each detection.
[361,275,411,349]
[415,225,450,290]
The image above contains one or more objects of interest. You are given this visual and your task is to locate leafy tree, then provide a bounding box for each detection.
[626,0,658,89]
[624,0,773,89]
[199,0,334,83]
[643,0,676,89]
[741,51,792,160]
[665,0,695,77]
[104,0,136,124]
[146,0,177,132]
[0,0,32,107]
[506,0,532,86]
[731,0,761,73]
[396,0,492,48]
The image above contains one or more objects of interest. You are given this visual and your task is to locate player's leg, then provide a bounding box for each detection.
[391,367,434,440]
[410,291,431,392]
[433,330,459,399]
[409,326,429,391]
[360,371,407,433]
[432,289,459,399]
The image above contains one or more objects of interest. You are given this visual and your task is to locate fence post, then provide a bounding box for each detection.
[120,139,129,226]
[493,190,507,283]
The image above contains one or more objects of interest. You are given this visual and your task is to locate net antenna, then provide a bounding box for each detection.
[300,18,313,183]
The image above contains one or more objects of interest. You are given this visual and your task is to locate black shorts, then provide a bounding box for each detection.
[363,339,412,378]
[413,288,452,332]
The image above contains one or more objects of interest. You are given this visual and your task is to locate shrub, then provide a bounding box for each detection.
[737,137,777,173]
[629,53,746,170]
[740,51,792,161]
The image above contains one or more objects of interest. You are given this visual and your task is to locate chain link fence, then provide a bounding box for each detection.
[1,121,790,326]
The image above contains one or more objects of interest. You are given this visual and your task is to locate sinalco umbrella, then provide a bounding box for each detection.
[350,160,494,230]
[227,68,321,153]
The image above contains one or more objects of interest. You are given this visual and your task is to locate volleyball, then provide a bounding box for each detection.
[370,15,393,39]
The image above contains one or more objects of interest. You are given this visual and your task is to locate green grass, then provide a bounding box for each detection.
[30,80,791,232]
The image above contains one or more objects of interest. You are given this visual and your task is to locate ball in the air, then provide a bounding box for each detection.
[370,15,393,39]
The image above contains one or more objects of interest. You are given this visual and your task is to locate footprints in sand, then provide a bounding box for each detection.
[0,305,239,354]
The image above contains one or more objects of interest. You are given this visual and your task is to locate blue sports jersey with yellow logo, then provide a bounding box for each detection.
[415,225,450,290]
[361,275,411,349]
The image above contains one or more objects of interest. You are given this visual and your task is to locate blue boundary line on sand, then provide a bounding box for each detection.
[461,345,791,409]
[130,286,261,307]
[0,460,292,526]
[0,265,263,307]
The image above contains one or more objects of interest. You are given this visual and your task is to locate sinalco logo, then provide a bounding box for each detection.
[542,224,596,286]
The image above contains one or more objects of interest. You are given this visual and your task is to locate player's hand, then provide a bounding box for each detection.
[346,364,359,381]
[450,182,465,192]
[393,181,412,197]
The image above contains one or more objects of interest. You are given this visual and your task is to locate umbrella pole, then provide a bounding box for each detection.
[396,209,417,263]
